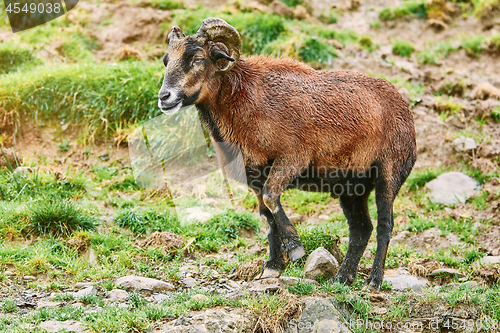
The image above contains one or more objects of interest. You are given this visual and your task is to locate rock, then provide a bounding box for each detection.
[37,301,62,309]
[109,289,128,303]
[4,271,15,276]
[74,282,93,289]
[383,268,428,292]
[291,297,352,333]
[370,307,388,315]
[74,287,97,299]
[318,214,330,220]
[181,277,197,288]
[304,247,339,280]
[39,320,85,333]
[23,275,36,281]
[453,136,477,152]
[280,276,319,286]
[152,293,170,302]
[425,172,480,205]
[479,256,500,265]
[247,278,283,293]
[14,166,33,175]
[429,268,465,278]
[115,275,175,292]
[191,294,209,302]
[158,308,255,333]
[227,280,243,290]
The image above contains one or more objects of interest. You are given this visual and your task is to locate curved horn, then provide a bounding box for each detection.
[195,18,241,73]
[168,26,185,42]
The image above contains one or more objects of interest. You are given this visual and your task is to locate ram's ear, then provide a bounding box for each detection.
[209,44,235,71]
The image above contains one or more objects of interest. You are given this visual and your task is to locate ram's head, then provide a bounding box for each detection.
[158,18,241,114]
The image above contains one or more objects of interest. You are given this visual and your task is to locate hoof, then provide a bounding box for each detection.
[362,277,381,292]
[288,245,305,262]
[256,267,282,280]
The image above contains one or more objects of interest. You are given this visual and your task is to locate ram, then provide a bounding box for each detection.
[158,18,417,291]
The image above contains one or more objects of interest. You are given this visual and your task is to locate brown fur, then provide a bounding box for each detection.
[197,55,415,197]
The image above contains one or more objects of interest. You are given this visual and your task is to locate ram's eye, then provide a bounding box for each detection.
[193,58,203,64]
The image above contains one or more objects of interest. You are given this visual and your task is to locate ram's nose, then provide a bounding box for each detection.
[159,91,171,101]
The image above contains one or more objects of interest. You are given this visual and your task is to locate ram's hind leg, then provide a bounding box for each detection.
[254,191,286,279]
[334,187,373,286]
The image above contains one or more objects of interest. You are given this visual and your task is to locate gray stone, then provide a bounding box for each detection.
[453,136,477,152]
[289,297,352,333]
[158,308,254,333]
[23,275,36,281]
[181,277,197,288]
[247,278,283,293]
[479,256,500,265]
[74,282,93,289]
[14,166,33,175]
[280,277,319,286]
[152,293,170,302]
[383,269,428,292]
[74,287,97,299]
[425,172,480,205]
[429,268,465,278]
[4,271,15,276]
[37,300,62,309]
[115,275,175,292]
[109,289,128,303]
[39,320,85,333]
[304,247,339,280]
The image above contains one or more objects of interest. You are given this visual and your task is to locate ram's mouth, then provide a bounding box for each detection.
[158,99,183,115]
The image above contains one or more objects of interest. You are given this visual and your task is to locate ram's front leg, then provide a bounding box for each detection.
[263,156,307,262]
[254,191,287,279]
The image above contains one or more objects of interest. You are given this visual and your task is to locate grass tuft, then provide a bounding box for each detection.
[28,199,97,237]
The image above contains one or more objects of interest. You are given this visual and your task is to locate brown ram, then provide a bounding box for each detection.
[158,18,417,291]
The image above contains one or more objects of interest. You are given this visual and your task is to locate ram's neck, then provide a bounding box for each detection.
[197,59,260,145]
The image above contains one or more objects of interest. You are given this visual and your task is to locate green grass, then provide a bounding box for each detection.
[115,208,261,251]
[299,37,338,64]
[282,189,332,215]
[379,0,427,21]
[0,43,39,75]
[281,0,302,6]
[138,0,184,10]
[461,35,486,57]
[0,62,163,140]
[392,39,415,57]
[405,168,443,192]
[27,199,97,237]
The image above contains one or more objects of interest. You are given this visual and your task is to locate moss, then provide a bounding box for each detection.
[392,39,415,57]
